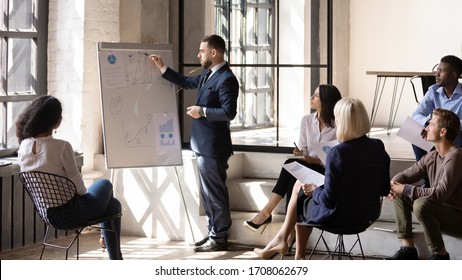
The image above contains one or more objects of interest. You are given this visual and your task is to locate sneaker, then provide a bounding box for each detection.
[429,253,450,260]
[385,246,419,260]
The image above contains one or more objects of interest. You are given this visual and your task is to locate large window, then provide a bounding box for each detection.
[0,0,47,157]
[181,0,332,152]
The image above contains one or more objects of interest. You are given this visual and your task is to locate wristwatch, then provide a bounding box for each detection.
[199,107,205,117]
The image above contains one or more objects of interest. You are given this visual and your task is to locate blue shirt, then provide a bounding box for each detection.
[412,83,462,129]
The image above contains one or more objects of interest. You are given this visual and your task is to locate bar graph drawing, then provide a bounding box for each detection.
[156,113,178,146]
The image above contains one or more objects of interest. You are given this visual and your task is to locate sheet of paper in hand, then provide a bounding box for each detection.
[396,116,433,152]
[283,161,325,186]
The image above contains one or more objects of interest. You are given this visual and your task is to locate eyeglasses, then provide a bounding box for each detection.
[311,93,320,99]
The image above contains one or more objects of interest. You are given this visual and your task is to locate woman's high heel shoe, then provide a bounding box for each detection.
[243,215,272,234]
[254,242,289,260]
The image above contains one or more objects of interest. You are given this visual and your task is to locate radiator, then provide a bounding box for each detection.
[0,157,83,253]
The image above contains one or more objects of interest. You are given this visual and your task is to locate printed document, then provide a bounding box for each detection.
[396,116,433,152]
[283,161,325,186]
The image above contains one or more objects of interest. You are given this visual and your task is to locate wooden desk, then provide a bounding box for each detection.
[366,71,435,134]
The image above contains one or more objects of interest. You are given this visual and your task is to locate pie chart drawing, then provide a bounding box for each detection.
[107,54,117,64]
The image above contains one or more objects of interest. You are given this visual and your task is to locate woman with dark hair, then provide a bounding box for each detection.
[16,95,123,260]
[244,85,342,237]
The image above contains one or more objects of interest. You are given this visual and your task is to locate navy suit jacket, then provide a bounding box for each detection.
[162,63,239,158]
[309,135,391,226]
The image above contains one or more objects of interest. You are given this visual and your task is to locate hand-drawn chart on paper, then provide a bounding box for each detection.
[98,43,182,168]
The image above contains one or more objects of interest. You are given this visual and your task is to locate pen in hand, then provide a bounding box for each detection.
[293,142,303,157]
[293,142,299,150]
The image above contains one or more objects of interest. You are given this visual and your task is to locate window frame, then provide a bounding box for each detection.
[180,0,333,154]
[0,0,48,157]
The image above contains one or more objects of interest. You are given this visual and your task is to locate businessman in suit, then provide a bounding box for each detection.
[150,34,239,252]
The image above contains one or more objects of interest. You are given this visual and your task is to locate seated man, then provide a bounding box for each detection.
[388,108,462,260]
[411,55,462,188]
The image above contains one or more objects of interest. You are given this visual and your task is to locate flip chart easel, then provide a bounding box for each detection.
[97,42,182,168]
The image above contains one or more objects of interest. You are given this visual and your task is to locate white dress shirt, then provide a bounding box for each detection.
[298,112,337,158]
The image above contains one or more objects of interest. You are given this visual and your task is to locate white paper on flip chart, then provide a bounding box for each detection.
[312,139,339,165]
[396,116,434,152]
[283,161,325,186]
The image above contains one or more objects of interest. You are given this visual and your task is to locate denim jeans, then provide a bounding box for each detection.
[79,179,122,259]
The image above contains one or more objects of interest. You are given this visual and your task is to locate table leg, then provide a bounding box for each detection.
[387,77,407,135]
[370,76,387,127]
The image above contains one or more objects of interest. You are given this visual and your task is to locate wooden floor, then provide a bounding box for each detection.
[0,230,376,260]
[0,231,253,260]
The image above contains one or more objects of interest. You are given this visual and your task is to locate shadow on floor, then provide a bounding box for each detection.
[0,230,375,260]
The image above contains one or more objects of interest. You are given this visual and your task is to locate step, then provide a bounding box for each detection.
[228,178,284,214]
[229,211,462,259]
[228,178,416,222]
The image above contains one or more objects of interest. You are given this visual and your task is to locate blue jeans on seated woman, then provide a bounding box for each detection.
[79,178,123,260]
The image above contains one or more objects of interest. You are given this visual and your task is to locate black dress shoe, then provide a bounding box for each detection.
[429,253,450,260]
[385,246,419,260]
[189,236,209,247]
[194,239,228,252]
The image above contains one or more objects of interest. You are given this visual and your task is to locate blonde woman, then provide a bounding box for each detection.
[254,97,390,260]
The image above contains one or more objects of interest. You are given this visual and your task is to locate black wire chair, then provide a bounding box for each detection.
[19,171,121,260]
[304,199,383,260]
[410,75,435,103]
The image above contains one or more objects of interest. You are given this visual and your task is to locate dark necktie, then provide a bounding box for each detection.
[200,69,212,89]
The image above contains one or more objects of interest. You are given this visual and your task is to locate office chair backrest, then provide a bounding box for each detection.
[411,75,436,103]
[19,171,85,230]
[420,76,436,94]
[328,163,388,231]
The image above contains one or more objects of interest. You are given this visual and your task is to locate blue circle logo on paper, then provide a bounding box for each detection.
[322,145,332,154]
[107,54,117,64]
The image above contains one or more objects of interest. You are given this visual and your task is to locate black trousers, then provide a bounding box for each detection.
[272,158,325,210]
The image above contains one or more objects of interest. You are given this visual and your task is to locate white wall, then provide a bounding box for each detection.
[349,0,462,127]
[48,0,120,173]
[48,0,85,152]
